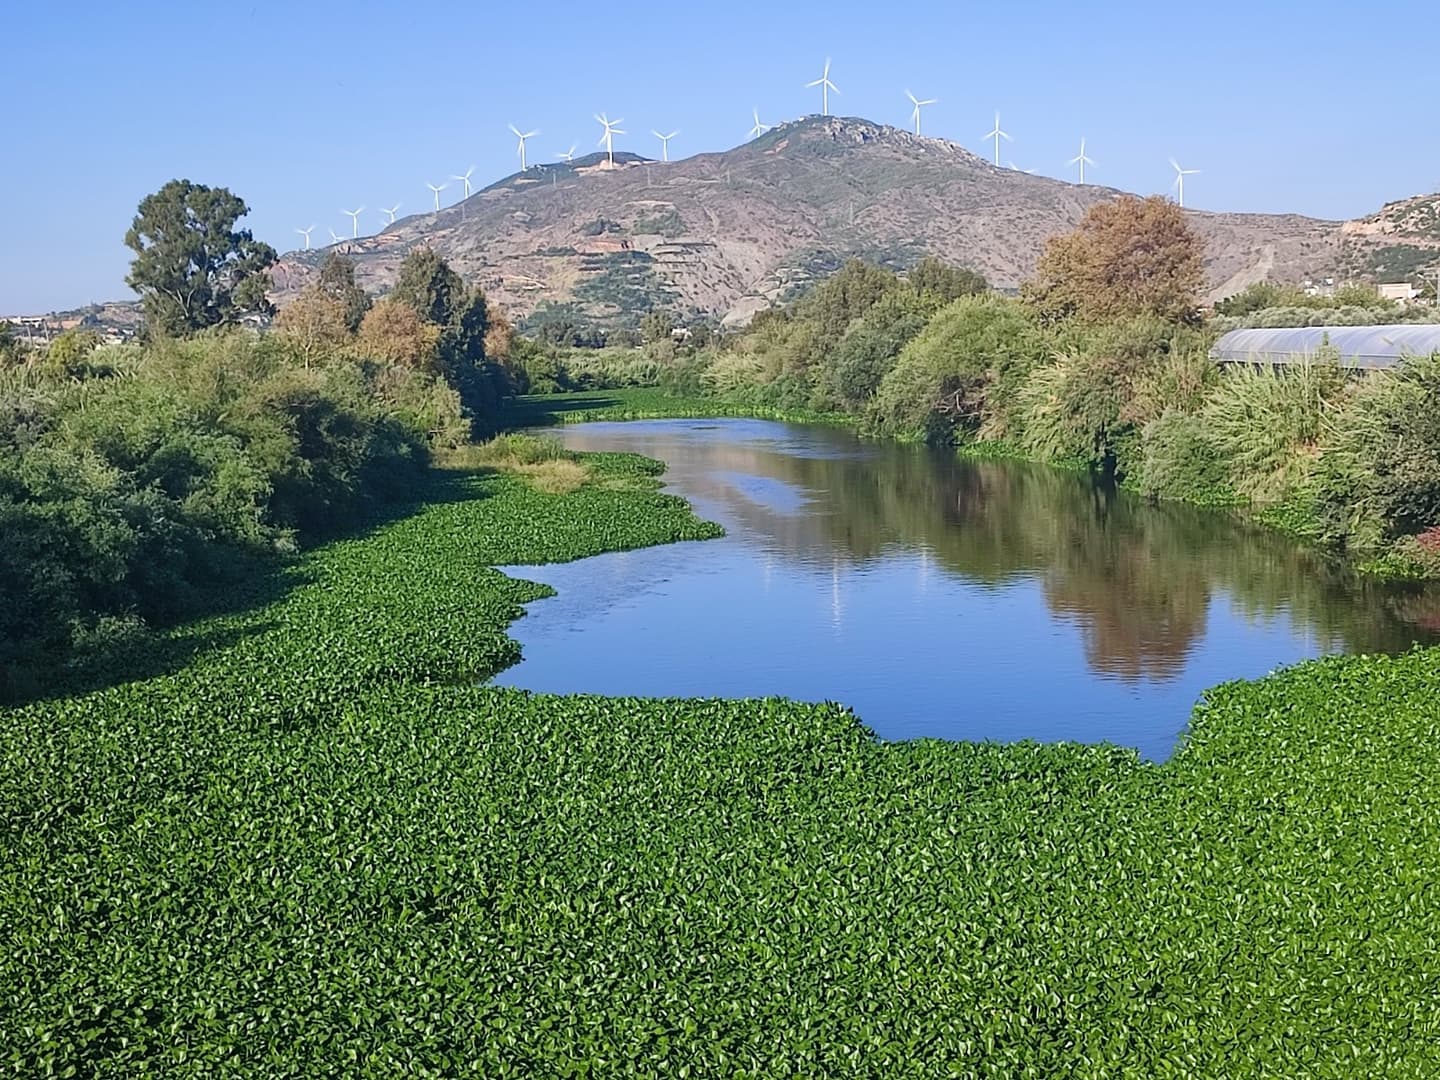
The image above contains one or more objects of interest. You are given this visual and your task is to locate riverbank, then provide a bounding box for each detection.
[4,446,1440,1074]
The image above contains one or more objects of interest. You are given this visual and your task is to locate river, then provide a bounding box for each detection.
[492,419,1440,759]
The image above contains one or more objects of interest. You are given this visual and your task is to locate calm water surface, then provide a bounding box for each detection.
[493,420,1440,759]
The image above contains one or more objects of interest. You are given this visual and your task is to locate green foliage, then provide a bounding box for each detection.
[905,255,988,301]
[579,217,625,236]
[0,332,433,688]
[1314,353,1440,546]
[1202,361,1349,503]
[1135,411,1241,505]
[632,208,687,237]
[124,180,277,335]
[640,309,675,343]
[6,455,1440,1073]
[317,252,373,332]
[869,295,1048,443]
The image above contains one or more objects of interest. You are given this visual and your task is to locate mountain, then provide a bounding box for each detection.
[268,116,1435,329]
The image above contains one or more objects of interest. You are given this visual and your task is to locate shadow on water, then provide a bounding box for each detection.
[1,471,487,708]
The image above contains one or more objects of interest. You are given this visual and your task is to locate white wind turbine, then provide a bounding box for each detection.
[749,107,769,139]
[806,58,840,116]
[906,90,937,136]
[652,129,679,162]
[342,206,365,238]
[379,204,400,225]
[1067,138,1096,184]
[294,225,315,250]
[426,181,448,212]
[1008,161,1038,174]
[328,228,344,246]
[595,113,624,166]
[982,111,1011,166]
[452,166,475,198]
[1170,158,1200,207]
[557,145,577,163]
[509,125,539,170]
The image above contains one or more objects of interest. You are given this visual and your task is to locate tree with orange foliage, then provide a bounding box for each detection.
[1022,195,1204,324]
[355,298,441,372]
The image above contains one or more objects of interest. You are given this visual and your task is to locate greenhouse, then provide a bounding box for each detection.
[1211,325,1440,369]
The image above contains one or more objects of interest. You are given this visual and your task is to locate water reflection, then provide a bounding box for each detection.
[494,420,1439,757]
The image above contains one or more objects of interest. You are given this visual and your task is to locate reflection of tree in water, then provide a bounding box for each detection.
[563,424,1440,679]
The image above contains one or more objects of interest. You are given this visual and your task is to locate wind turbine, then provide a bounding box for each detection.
[294,225,315,250]
[906,90,937,136]
[328,228,344,246]
[1008,161,1038,174]
[595,113,624,166]
[426,181,448,212]
[1170,158,1200,207]
[749,107,769,139]
[652,129,679,162]
[557,145,577,163]
[1067,137,1095,184]
[452,166,475,198]
[982,111,1011,166]
[379,204,400,225]
[806,58,840,116]
[342,206,365,238]
[509,125,539,170]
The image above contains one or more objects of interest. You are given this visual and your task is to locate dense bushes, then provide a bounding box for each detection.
[0,246,526,692]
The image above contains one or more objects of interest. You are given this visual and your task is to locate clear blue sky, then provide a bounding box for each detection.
[4,0,1435,313]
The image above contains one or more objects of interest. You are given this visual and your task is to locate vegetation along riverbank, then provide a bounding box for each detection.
[4,179,1440,1074]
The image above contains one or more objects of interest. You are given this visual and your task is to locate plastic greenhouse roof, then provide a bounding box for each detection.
[1211,325,1440,369]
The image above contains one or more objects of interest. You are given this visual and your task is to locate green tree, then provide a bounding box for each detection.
[392,248,465,327]
[907,257,988,302]
[124,180,277,336]
[640,310,675,344]
[317,253,372,332]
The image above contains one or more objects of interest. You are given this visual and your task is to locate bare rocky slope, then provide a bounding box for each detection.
[266,116,1433,329]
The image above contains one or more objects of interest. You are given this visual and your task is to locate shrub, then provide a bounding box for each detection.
[1203,361,1349,503]
[868,296,1047,442]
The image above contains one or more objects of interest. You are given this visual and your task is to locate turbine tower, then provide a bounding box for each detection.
[509,125,539,170]
[452,167,475,198]
[652,129,679,162]
[806,58,840,116]
[749,108,769,139]
[1170,158,1200,207]
[1067,138,1096,184]
[557,145,577,163]
[906,90,937,136]
[342,206,365,238]
[294,225,315,250]
[595,113,625,166]
[982,111,1011,166]
[426,181,448,212]
[379,204,400,225]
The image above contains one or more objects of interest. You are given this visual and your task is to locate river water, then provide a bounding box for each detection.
[492,419,1440,759]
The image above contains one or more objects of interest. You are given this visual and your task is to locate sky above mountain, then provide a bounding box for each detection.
[4,0,1435,313]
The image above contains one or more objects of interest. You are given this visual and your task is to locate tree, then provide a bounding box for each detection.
[274,286,352,369]
[356,299,441,371]
[124,180,277,336]
[640,310,675,344]
[1021,195,1204,324]
[392,248,465,328]
[317,254,372,333]
[908,257,988,301]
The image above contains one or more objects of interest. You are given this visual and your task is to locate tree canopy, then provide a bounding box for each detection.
[124,180,277,336]
[1022,195,1203,324]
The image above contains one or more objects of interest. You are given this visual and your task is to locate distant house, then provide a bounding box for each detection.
[1377,282,1418,304]
[1211,325,1440,370]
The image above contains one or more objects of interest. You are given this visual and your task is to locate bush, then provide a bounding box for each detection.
[1136,411,1238,504]
[1314,353,1440,549]
[868,296,1047,443]
[1202,361,1349,503]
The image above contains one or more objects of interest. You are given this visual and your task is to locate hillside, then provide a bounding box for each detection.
[262,117,1435,329]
